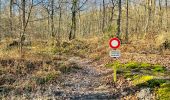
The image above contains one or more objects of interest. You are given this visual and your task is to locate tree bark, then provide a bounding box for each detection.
[110,0,115,23]
[102,0,105,33]
[20,0,26,58]
[69,0,77,40]
[165,0,168,32]
[10,0,13,34]
[58,0,62,42]
[51,0,55,38]
[0,0,1,27]
[125,0,129,43]
[145,0,151,33]
[158,0,162,30]
[117,0,121,39]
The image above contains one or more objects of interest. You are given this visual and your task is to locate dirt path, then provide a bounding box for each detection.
[1,56,158,99]
[35,57,132,100]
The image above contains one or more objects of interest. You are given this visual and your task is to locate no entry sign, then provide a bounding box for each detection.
[109,38,121,49]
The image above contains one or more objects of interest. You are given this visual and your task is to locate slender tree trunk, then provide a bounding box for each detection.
[145,0,151,33]
[102,0,105,33]
[151,0,156,30]
[110,0,115,23]
[58,1,62,42]
[20,0,26,58]
[69,0,77,40]
[72,10,76,39]
[158,0,162,30]
[48,11,50,36]
[99,3,102,33]
[125,0,129,43]
[0,0,1,26]
[117,0,121,39]
[78,0,82,37]
[51,0,55,38]
[10,0,13,35]
[0,0,1,39]
[165,0,168,32]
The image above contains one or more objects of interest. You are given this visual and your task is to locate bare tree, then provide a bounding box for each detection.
[69,0,78,40]
[20,0,37,57]
[158,0,162,30]
[0,0,1,27]
[20,0,26,58]
[10,0,13,34]
[117,0,121,39]
[69,0,87,40]
[165,0,168,32]
[145,0,152,33]
[102,0,105,33]
[58,0,62,42]
[125,0,129,43]
[110,0,116,23]
[51,0,55,38]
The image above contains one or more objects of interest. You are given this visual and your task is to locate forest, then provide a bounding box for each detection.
[0,0,170,99]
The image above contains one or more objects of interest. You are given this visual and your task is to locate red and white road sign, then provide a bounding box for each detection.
[109,38,121,49]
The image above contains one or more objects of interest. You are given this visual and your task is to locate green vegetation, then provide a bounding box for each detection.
[153,64,167,73]
[157,83,170,100]
[132,75,154,86]
[124,62,140,69]
[136,79,166,88]
[140,63,151,68]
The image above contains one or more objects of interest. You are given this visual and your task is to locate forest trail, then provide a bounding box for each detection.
[39,57,132,100]
[1,53,170,99]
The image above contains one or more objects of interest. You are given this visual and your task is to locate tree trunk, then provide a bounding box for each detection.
[58,0,62,42]
[0,0,1,28]
[102,0,105,33]
[10,0,13,35]
[110,0,115,23]
[51,0,55,38]
[125,0,129,43]
[145,0,151,33]
[165,0,168,32]
[158,0,162,30]
[20,0,26,58]
[117,0,121,39]
[69,0,77,40]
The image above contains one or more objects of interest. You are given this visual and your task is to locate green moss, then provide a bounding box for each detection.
[147,79,166,88]
[140,63,151,68]
[124,62,140,69]
[132,75,154,86]
[137,79,166,88]
[157,83,170,100]
[153,65,166,73]
[124,73,139,80]
[105,61,122,68]
[105,63,114,68]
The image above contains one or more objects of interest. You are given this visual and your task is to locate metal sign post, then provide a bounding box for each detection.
[109,38,121,82]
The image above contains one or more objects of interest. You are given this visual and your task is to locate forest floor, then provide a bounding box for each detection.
[0,38,170,100]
